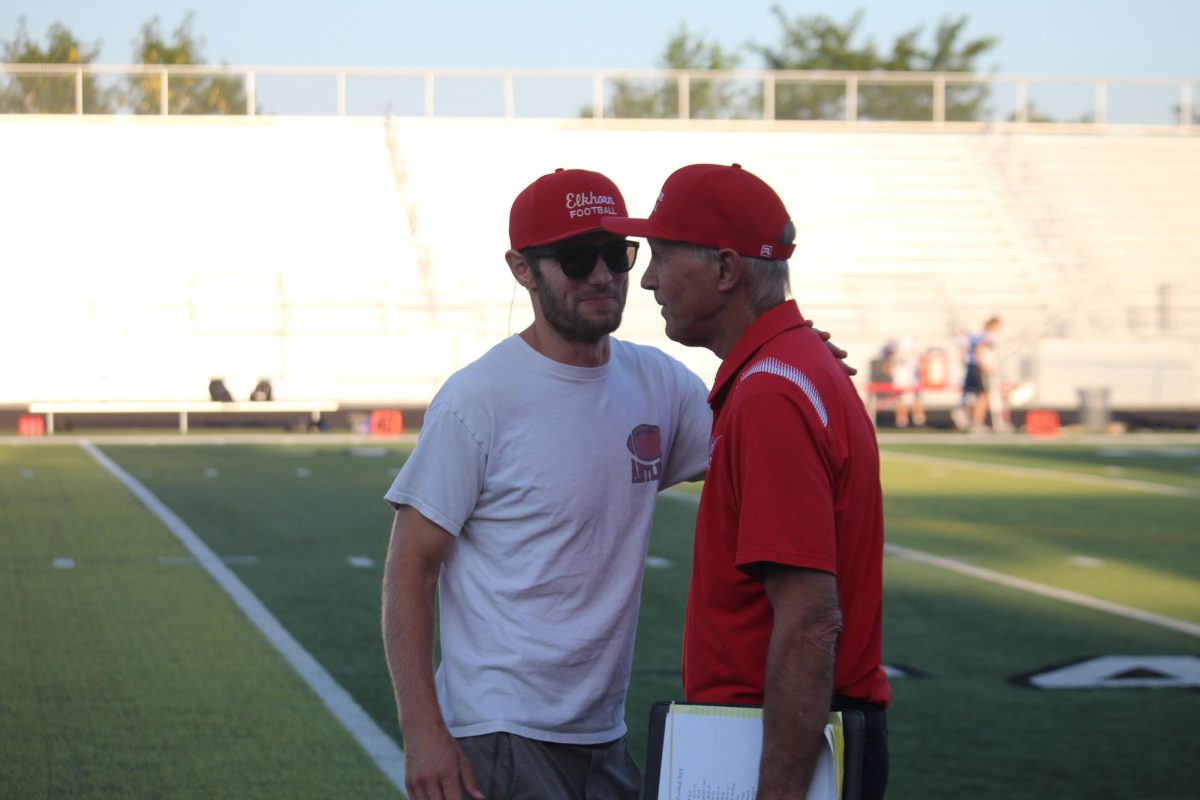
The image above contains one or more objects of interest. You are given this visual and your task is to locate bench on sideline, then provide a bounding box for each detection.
[28,400,339,435]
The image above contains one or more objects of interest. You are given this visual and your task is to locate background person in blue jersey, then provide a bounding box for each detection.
[953,316,1003,432]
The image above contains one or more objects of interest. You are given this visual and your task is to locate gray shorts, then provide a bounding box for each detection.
[456,732,641,800]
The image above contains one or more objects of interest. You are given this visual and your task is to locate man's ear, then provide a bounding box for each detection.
[506,250,538,290]
[715,248,744,294]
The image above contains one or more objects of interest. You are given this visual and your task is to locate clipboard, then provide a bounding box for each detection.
[643,701,864,800]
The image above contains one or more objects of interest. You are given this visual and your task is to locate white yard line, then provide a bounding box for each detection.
[881,450,1200,498]
[80,441,406,792]
[886,543,1200,638]
[658,487,1200,637]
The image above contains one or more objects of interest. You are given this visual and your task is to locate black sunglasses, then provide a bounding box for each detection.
[524,239,639,280]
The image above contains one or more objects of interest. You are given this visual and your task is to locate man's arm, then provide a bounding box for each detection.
[757,564,843,799]
[381,506,483,800]
[978,340,997,375]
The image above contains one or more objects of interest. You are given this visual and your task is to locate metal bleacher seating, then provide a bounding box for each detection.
[3,115,1197,411]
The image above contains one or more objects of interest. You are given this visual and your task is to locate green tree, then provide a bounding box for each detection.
[123,13,250,115]
[587,23,747,119]
[0,17,112,113]
[1007,102,1057,123]
[752,6,998,121]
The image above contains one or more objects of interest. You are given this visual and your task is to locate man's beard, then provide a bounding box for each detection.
[532,263,626,343]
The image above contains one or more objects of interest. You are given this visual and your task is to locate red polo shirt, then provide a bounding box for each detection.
[683,301,890,707]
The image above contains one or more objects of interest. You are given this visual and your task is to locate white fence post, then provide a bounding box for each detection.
[593,73,604,119]
[503,72,515,118]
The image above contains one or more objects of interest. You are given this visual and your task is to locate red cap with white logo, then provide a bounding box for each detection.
[509,168,628,250]
[602,163,795,260]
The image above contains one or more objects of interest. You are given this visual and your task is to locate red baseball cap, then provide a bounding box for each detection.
[509,168,628,250]
[601,163,795,260]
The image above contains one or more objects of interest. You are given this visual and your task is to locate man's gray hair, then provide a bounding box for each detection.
[740,254,791,313]
[666,242,789,313]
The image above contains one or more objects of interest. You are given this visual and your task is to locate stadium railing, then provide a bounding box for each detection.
[1,63,1196,127]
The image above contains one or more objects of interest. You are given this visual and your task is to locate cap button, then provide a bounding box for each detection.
[731,163,742,169]
[554,167,565,173]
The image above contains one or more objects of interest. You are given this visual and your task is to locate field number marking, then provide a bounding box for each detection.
[1014,655,1200,689]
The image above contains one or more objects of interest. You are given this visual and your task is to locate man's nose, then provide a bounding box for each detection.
[586,255,614,284]
[640,262,657,290]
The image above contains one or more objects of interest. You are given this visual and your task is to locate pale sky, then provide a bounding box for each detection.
[1,0,1197,77]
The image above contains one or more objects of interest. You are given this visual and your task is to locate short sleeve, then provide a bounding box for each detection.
[660,365,713,487]
[383,401,487,536]
[729,391,837,575]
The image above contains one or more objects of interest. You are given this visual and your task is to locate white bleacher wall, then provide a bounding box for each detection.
[1,115,1197,409]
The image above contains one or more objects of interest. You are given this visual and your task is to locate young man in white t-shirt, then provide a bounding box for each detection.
[381,168,712,800]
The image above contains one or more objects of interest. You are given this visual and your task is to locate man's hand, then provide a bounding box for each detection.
[802,319,858,376]
[403,726,484,800]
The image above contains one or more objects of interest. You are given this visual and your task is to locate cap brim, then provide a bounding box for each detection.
[600,216,673,240]
[524,222,612,249]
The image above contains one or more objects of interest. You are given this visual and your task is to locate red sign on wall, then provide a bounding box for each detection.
[370,410,405,437]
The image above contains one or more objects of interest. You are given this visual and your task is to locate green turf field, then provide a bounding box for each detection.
[2,436,1197,798]
[0,443,398,799]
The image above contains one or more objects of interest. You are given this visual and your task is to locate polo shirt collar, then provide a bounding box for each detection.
[708,300,809,409]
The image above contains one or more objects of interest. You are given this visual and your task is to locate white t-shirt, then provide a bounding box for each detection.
[385,334,710,744]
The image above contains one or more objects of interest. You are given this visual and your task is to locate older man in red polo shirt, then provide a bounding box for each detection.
[603,164,891,799]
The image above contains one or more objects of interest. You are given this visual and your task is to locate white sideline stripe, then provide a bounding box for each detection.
[79,441,406,791]
[887,543,1200,638]
[660,487,1200,638]
[881,450,1200,498]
